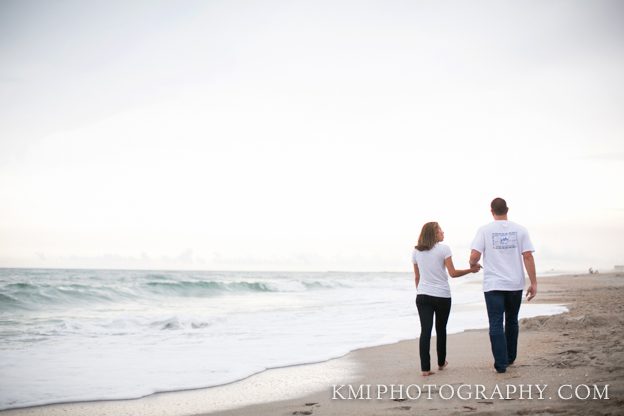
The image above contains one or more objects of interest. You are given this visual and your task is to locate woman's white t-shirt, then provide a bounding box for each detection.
[412,243,452,298]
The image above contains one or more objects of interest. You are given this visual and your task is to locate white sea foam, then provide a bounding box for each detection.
[0,268,567,410]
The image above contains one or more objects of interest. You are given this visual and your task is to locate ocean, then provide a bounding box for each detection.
[0,268,567,410]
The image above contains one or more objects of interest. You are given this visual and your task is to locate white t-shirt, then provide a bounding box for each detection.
[470,220,534,292]
[411,243,452,298]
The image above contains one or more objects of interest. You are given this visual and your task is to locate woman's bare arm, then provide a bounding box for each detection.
[413,263,420,288]
[445,256,480,278]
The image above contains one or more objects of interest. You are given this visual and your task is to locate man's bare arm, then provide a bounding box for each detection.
[523,251,537,301]
[469,249,481,267]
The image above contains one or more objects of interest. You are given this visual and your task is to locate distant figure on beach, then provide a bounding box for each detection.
[469,198,537,374]
[412,222,481,376]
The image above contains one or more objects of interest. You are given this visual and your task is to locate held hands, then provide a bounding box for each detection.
[526,284,537,301]
[469,264,482,273]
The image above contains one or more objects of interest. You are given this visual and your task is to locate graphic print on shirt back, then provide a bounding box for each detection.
[492,232,517,249]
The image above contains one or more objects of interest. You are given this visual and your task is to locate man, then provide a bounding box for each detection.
[469,197,537,373]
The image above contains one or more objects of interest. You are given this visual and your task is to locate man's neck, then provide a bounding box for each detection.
[493,214,508,221]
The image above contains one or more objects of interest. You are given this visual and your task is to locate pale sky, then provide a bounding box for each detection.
[1,0,623,272]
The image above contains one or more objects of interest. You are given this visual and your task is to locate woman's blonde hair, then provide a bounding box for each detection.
[415,222,439,251]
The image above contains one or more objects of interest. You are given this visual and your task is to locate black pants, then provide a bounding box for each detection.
[415,294,452,372]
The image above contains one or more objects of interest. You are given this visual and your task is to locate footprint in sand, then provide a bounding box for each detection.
[292,403,320,415]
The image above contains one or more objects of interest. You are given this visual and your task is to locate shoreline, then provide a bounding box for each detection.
[1,272,622,416]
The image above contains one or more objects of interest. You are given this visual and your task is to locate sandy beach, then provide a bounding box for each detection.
[2,272,622,416]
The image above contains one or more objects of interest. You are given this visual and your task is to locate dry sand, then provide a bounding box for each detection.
[2,273,623,416]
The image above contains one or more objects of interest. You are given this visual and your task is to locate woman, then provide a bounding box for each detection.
[412,222,480,376]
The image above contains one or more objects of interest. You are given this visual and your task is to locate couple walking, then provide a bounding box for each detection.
[411,197,537,375]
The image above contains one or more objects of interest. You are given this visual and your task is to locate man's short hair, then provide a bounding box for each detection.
[491,197,509,215]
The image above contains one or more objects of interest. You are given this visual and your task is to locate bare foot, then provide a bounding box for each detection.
[438,361,448,370]
[421,371,435,376]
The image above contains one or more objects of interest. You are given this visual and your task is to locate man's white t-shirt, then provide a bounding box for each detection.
[412,243,452,298]
[470,220,534,292]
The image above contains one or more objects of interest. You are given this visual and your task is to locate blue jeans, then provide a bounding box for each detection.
[484,290,523,373]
